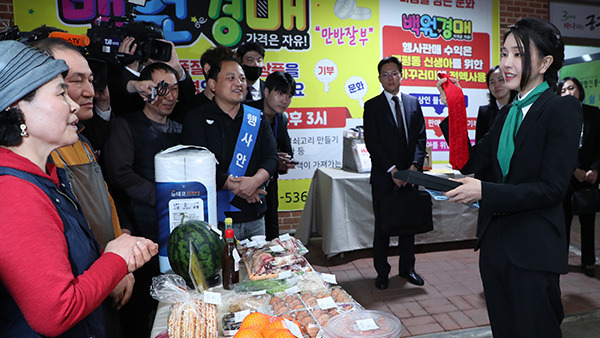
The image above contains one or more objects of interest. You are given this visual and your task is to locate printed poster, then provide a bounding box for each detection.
[14,0,499,211]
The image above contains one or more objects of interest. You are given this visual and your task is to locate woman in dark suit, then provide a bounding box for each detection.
[437,18,582,337]
[558,76,600,277]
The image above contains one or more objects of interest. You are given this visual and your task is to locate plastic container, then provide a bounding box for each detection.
[322,310,402,337]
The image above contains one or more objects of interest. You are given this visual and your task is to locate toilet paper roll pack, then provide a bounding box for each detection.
[155,145,218,273]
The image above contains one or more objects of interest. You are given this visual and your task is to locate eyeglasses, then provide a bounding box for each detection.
[380,71,400,79]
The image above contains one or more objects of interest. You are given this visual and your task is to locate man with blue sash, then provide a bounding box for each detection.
[182,58,278,240]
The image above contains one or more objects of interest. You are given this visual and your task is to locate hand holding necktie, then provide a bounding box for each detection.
[437,73,469,170]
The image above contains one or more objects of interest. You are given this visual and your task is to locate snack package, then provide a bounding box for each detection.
[150,274,218,338]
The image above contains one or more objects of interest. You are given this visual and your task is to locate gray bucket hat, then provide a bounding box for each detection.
[0,40,69,111]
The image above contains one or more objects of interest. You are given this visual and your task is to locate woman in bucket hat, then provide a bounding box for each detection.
[0,40,158,337]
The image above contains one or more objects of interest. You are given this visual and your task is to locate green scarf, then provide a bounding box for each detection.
[497,81,549,181]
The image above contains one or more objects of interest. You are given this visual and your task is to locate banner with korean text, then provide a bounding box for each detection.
[14,0,499,211]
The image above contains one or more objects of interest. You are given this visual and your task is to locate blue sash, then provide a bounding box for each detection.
[217,105,262,222]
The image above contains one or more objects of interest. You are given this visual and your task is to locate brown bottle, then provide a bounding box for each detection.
[222,219,239,290]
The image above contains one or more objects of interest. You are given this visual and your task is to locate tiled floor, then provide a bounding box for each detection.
[304,218,600,337]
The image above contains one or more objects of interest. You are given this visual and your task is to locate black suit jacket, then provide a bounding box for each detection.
[460,89,582,274]
[576,104,600,173]
[476,103,500,143]
[363,92,427,190]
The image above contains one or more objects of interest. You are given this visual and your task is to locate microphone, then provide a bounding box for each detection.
[48,32,90,47]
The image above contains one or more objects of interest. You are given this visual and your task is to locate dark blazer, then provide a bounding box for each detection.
[476,103,500,143]
[474,103,509,182]
[576,104,600,174]
[363,92,427,190]
[459,89,582,274]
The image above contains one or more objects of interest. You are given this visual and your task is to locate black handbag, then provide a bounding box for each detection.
[380,185,433,236]
[571,187,600,215]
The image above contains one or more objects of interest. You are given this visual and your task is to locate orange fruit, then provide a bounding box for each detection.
[264,329,297,338]
[239,312,272,332]
[234,328,264,338]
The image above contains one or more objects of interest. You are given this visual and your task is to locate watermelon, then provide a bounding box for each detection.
[167,220,224,287]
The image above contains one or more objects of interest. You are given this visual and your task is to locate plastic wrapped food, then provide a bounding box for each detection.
[150,274,218,338]
[323,310,402,337]
[228,293,272,313]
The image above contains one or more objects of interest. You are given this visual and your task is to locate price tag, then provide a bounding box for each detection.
[232,248,241,272]
[356,318,379,331]
[321,273,337,284]
[316,297,337,310]
[203,291,222,305]
[269,244,285,253]
[277,270,292,279]
[251,290,267,296]
[234,309,251,323]
[283,318,303,338]
[285,286,301,294]
[279,233,292,241]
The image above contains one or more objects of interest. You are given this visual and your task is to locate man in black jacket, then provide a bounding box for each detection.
[262,71,297,240]
[103,62,182,338]
[182,58,278,240]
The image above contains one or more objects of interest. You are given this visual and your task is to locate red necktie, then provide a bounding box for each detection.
[439,73,469,170]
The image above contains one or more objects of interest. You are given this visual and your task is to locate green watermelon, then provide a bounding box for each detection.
[167,220,224,286]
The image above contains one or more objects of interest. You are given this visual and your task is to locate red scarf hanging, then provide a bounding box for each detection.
[439,73,469,170]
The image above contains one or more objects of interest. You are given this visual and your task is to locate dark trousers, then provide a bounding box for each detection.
[118,256,159,338]
[563,185,597,266]
[264,178,280,241]
[479,223,564,338]
[372,186,416,276]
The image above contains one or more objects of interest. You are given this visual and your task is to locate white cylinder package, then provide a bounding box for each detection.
[155,145,218,273]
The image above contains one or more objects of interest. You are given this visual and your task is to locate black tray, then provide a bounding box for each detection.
[393,170,461,192]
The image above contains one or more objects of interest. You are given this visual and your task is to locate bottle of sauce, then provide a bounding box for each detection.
[222,218,239,290]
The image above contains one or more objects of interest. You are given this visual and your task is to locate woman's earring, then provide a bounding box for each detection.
[20,124,28,137]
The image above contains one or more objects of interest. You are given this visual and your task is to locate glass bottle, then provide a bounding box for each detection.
[222,218,239,289]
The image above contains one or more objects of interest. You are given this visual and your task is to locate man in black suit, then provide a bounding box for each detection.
[363,56,427,290]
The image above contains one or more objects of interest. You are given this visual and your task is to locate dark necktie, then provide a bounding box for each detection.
[246,86,254,101]
[392,96,407,145]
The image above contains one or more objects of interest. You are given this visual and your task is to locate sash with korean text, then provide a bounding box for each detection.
[217,105,262,222]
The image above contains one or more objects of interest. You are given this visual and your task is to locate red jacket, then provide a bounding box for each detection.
[0,148,127,336]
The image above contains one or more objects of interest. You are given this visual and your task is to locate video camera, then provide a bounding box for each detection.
[0,25,109,92]
[87,17,172,64]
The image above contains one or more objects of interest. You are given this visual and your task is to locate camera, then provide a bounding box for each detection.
[87,18,172,64]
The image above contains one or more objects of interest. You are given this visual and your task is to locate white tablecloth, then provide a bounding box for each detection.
[295,168,478,258]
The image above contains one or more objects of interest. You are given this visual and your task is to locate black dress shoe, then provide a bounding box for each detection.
[375,275,389,290]
[400,269,425,286]
[583,265,595,277]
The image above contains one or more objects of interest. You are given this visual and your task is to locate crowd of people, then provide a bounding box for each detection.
[0,24,296,337]
[0,15,597,338]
